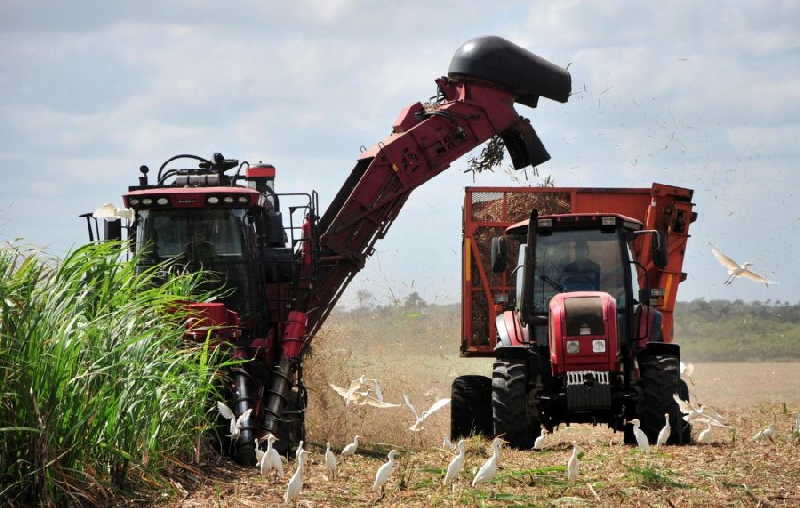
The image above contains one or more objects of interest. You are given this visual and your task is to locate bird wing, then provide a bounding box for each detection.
[364,397,400,408]
[217,401,235,420]
[711,247,740,271]
[739,269,777,285]
[673,393,692,414]
[329,383,352,399]
[421,398,451,421]
[402,394,418,418]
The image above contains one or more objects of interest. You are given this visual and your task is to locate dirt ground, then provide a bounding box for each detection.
[162,336,800,507]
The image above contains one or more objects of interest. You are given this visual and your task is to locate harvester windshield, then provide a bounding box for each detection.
[136,208,246,260]
[533,229,626,310]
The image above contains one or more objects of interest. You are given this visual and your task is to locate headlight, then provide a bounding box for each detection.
[566,340,580,354]
[537,218,553,228]
[238,196,249,203]
[141,198,153,205]
[156,197,169,205]
[592,339,607,353]
[207,196,219,204]
[223,196,234,203]
[601,216,616,226]
[129,198,139,205]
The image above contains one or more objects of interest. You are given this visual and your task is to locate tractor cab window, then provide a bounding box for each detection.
[533,228,626,311]
[137,208,246,259]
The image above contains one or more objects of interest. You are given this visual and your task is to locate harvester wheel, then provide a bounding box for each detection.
[492,359,540,449]
[635,352,692,445]
[450,375,492,440]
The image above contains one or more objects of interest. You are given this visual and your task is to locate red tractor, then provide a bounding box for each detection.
[453,185,697,447]
[80,36,573,464]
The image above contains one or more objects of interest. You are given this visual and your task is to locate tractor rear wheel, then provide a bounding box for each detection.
[492,359,540,449]
[451,375,493,440]
[635,351,692,445]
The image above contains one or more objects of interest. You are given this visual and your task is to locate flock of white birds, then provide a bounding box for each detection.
[213,368,798,505]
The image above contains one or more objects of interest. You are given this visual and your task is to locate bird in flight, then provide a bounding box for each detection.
[711,246,777,287]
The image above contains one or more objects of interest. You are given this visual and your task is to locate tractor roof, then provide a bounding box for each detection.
[505,212,643,235]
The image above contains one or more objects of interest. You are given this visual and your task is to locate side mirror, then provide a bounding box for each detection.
[104,219,122,242]
[491,236,507,273]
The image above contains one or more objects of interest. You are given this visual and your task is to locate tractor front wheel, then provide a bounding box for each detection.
[451,375,493,440]
[492,359,540,449]
[635,351,692,445]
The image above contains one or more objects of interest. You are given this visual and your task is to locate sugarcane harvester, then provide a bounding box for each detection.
[80,36,572,464]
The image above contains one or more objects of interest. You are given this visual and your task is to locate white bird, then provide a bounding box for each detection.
[628,418,650,452]
[443,440,466,485]
[329,376,400,408]
[656,413,671,448]
[794,413,800,435]
[284,449,308,506]
[752,424,776,443]
[712,246,777,287]
[295,440,304,460]
[341,435,360,457]
[256,434,283,478]
[324,442,337,480]
[697,421,713,443]
[216,402,252,440]
[534,430,548,450]
[442,435,454,449]
[402,394,451,432]
[472,437,503,487]
[673,394,729,427]
[372,449,398,498]
[680,361,695,379]
[567,442,580,482]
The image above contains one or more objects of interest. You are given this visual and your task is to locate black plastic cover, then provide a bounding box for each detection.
[448,36,571,107]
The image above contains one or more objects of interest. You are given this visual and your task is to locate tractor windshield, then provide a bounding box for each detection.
[533,228,626,310]
[136,208,246,260]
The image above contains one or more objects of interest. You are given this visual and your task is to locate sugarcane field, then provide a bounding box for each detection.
[1,2,799,507]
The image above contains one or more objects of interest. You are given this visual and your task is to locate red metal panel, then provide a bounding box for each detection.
[548,292,618,374]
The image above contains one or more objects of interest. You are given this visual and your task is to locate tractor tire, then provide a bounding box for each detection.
[492,359,540,449]
[450,375,493,440]
[635,352,692,445]
[273,386,306,458]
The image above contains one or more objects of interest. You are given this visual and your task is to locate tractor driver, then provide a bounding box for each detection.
[560,239,601,291]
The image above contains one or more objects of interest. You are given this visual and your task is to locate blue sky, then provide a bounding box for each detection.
[1,1,798,306]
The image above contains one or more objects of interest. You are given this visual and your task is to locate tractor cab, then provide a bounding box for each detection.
[495,213,667,349]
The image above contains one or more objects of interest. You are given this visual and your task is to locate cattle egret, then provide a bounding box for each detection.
[325,442,337,480]
[472,437,503,487]
[711,246,777,287]
[341,435,360,457]
[680,361,695,379]
[628,419,650,452]
[443,440,466,485]
[673,394,728,428]
[794,413,800,435]
[442,435,454,449]
[752,424,776,443]
[697,421,713,443]
[295,440,305,460]
[93,203,133,221]
[373,450,398,499]
[656,413,671,448]
[534,430,548,450]
[567,442,580,482]
[217,401,237,437]
[330,376,400,408]
[256,434,283,478]
[402,394,451,431]
[284,449,308,506]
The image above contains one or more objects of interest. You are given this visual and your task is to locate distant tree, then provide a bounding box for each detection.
[404,291,427,309]
[356,289,375,310]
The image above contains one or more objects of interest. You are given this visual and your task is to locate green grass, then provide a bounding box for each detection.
[626,465,691,489]
[0,242,228,506]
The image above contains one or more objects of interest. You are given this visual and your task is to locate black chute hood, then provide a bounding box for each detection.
[448,36,571,107]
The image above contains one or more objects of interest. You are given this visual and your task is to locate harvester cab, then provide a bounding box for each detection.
[454,185,696,450]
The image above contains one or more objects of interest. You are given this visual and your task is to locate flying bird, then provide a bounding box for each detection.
[341,435,360,457]
[284,449,308,506]
[325,442,337,480]
[216,402,252,440]
[673,394,729,427]
[711,246,777,287]
[373,450,398,499]
[656,413,671,448]
[567,442,580,482]
[628,418,650,452]
[329,376,400,408]
[443,440,466,485]
[472,437,503,487]
[402,394,451,431]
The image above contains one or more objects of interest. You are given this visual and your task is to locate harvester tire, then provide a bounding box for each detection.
[450,375,492,440]
[492,359,540,449]
[635,352,692,445]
